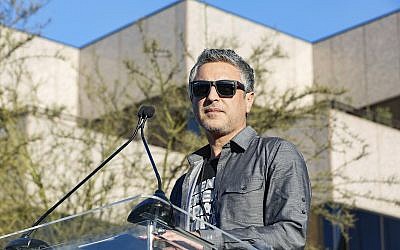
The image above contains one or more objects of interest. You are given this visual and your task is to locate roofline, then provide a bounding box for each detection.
[2,25,79,49]
[38,35,79,48]
[79,0,183,49]
[312,7,400,43]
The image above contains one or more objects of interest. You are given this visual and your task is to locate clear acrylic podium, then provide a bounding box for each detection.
[0,195,257,249]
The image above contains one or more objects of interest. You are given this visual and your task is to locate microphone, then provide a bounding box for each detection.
[127,106,174,227]
[137,105,155,119]
[5,107,147,250]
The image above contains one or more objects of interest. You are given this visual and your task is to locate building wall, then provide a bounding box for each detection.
[0,27,80,116]
[330,109,400,218]
[313,12,400,108]
[78,1,187,120]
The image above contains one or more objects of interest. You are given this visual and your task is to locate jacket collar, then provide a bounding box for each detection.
[231,126,257,150]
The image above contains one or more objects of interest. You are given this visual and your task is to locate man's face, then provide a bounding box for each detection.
[191,62,254,137]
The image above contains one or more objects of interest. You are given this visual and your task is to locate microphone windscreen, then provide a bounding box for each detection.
[137,105,155,118]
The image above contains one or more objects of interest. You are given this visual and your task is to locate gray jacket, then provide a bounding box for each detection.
[170,126,311,249]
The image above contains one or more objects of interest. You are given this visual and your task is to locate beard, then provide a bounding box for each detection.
[197,113,233,137]
[202,122,230,136]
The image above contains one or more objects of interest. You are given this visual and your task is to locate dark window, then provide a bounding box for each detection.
[348,210,381,250]
[384,215,400,250]
[322,207,400,250]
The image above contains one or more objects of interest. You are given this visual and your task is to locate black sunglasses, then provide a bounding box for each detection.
[190,80,246,98]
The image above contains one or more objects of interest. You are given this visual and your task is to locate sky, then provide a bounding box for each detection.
[26,0,400,48]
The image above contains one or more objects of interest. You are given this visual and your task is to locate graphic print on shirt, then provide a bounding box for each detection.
[190,176,216,231]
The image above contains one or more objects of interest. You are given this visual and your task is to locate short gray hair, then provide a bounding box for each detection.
[188,49,255,92]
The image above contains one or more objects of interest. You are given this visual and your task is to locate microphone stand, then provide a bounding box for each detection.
[127,114,174,227]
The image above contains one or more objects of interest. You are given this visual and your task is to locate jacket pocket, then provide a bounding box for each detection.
[219,177,264,226]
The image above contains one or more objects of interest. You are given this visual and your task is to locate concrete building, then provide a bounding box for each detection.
[2,0,400,248]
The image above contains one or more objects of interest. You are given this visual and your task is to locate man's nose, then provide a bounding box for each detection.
[206,86,220,100]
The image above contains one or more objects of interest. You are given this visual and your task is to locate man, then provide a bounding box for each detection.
[170,49,311,249]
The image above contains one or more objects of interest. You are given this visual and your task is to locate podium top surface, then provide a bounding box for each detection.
[0,194,259,250]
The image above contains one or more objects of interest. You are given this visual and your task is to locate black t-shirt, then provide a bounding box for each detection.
[197,158,218,183]
[189,158,218,231]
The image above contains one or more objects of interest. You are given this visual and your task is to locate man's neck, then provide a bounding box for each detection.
[206,126,245,158]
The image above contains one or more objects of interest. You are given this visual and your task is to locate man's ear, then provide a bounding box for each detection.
[245,92,255,114]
